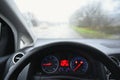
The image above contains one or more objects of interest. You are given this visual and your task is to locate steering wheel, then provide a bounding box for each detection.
[4,42,120,80]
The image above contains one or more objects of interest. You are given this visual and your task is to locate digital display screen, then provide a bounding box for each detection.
[60,60,69,67]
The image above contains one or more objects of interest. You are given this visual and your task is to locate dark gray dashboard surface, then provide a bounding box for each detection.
[34,39,120,55]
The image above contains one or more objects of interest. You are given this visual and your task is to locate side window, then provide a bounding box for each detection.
[20,35,31,49]
[0,18,15,56]
[20,39,26,49]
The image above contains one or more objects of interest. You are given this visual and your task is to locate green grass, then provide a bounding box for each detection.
[72,26,112,38]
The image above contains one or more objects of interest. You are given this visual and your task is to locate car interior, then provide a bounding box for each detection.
[0,0,120,80]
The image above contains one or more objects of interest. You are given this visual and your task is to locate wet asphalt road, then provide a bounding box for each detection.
[31,24,82,38]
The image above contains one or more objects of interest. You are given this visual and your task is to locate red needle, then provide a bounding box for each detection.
[42,63,52,66]
[73,61,83,72]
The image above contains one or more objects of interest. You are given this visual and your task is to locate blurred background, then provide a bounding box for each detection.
[15,0,120,39]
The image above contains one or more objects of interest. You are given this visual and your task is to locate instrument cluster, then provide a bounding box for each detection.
[41,55,89,74]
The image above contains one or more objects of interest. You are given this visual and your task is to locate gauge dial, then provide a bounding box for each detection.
[41,55,59,73]
[70,56,88,74]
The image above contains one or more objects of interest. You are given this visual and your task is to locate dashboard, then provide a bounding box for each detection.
[28,45,106,80]
[8,39,120,80]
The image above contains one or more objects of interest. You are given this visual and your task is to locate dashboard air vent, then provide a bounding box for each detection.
[12,52,24,64]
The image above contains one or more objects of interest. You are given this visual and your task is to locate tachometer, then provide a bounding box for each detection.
[41,55,59,73]
[70,56,88,74]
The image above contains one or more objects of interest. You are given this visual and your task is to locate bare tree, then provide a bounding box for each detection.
[70,1,113,28]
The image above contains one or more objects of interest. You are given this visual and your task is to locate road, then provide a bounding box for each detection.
[31,24,82,38]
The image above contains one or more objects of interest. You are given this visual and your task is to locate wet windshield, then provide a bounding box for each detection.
[15,0,120,39]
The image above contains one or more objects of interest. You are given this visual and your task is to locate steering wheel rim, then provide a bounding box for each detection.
[4,42,120,80]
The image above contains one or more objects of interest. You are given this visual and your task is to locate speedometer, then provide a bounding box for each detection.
[41,55,59,73]
[70,56,88,74]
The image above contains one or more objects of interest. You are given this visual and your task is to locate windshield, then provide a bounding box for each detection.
[15,0,120,39]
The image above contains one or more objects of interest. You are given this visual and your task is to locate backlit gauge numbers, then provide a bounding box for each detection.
[41,56,59,73]
[70,56,88,74]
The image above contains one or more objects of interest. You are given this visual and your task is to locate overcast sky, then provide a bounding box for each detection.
[15,0,117,23]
